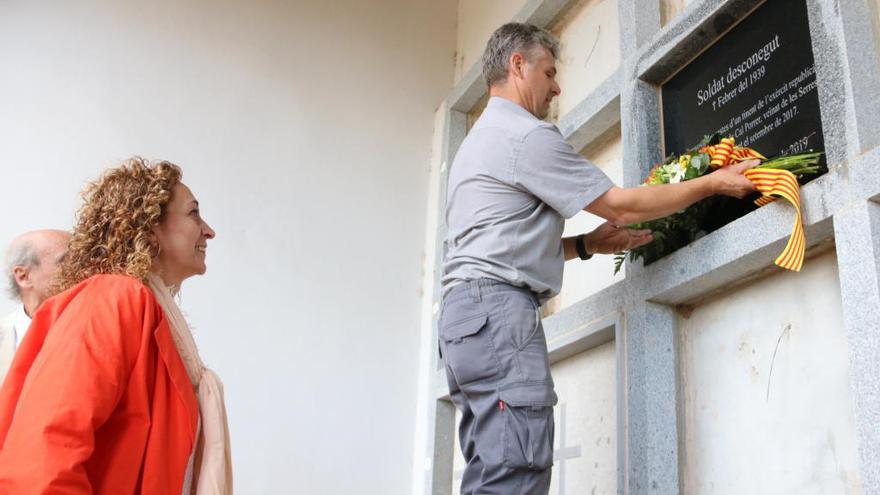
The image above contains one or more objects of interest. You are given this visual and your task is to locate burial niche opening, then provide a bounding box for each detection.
[649,0,826,266]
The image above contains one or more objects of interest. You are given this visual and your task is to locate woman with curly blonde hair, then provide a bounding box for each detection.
[0,157,232,494]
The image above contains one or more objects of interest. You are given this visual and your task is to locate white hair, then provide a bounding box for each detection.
[4,239,39,300]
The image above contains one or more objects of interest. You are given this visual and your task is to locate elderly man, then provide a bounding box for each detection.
[439,23,758,493]
[0,230,70,381]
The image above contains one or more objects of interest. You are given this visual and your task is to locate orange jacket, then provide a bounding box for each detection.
[0,274,199,494]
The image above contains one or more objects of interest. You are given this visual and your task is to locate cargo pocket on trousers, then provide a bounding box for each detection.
[440,312,499,385]
[499,381,557,471]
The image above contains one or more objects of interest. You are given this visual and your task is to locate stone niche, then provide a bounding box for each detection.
[454,0,530,84]
[466,92,489,133]
[549,340,617,495]
[678,250,864,494]
[548,0,621,122]
[545,125,624,316]
[454,0,624,92]
[658,0,827,257]
[462,0,621,128]
[449,340,618,495]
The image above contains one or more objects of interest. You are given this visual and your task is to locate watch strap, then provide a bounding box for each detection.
[575,234,592,260]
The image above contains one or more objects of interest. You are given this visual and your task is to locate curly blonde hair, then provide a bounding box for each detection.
[55,157,182,293]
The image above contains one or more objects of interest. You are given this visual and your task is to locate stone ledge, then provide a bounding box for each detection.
[558,68,622,152]
[512,0,578,27]
[446,63,484,114]
[546,312,618,363]
[543,280,627,340]
[636,0,763,84]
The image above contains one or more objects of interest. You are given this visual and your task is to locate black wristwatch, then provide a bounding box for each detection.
[575,234,593,260]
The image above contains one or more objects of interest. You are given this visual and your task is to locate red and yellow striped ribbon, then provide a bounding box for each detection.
[700,139,766,168]
[731,147,766,163]
[707,137,735,168]
[702,137,804,271]
[743,168,805,271]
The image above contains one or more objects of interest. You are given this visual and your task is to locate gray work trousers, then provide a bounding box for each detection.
[439,279,557,495]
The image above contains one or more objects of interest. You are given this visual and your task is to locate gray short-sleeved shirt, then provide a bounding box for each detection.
[441,97,614,301]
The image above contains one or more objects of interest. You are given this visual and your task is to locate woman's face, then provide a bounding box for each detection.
[153,182,216,287]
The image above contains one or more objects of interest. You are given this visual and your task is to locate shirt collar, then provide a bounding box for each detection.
[487,96,539,120]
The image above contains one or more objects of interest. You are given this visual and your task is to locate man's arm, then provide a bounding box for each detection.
[562,236,579,261]
[563,222,654,260]
[585,160,759,226]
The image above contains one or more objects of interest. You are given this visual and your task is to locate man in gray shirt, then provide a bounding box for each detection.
[439,23,757,494]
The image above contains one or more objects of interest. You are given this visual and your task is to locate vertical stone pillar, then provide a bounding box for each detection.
[624,301,681,494]
[431,399,457,495]
[618,0,663,188]
[806,0,880,163]
[615,5,679,492]
[834,200,880,495]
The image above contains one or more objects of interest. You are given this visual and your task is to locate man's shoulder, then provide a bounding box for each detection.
[475,113,562,152]
[521,121,564,143]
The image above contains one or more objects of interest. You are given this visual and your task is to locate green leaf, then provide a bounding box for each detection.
[613,253,625,274]
[685,159,701,180]
[704,133,721,147]
[699,153,710,172]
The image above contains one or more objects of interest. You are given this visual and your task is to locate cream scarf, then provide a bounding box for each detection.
[146,273,233,494]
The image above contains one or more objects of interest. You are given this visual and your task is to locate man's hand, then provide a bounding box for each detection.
[709,159,760,198]
[584,221,653,255]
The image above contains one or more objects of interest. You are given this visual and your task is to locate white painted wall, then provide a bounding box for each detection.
[679,251,864,494]
[549,0,621,120]
[0,1,456,493]
[549,341,617,495]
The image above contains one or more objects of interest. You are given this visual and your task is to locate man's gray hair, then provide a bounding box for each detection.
[482,22,560,87]
[5,240,38,300]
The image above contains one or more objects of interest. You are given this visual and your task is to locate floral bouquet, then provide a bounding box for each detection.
[613,134,823,274]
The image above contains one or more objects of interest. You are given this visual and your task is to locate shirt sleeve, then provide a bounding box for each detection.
[513,124,614,219]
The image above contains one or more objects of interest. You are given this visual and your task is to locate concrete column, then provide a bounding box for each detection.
[431,399,457,495]
[834,200,880,495]
[618,0,661,59]
[624,302,681,494]
[806,0,880,163]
